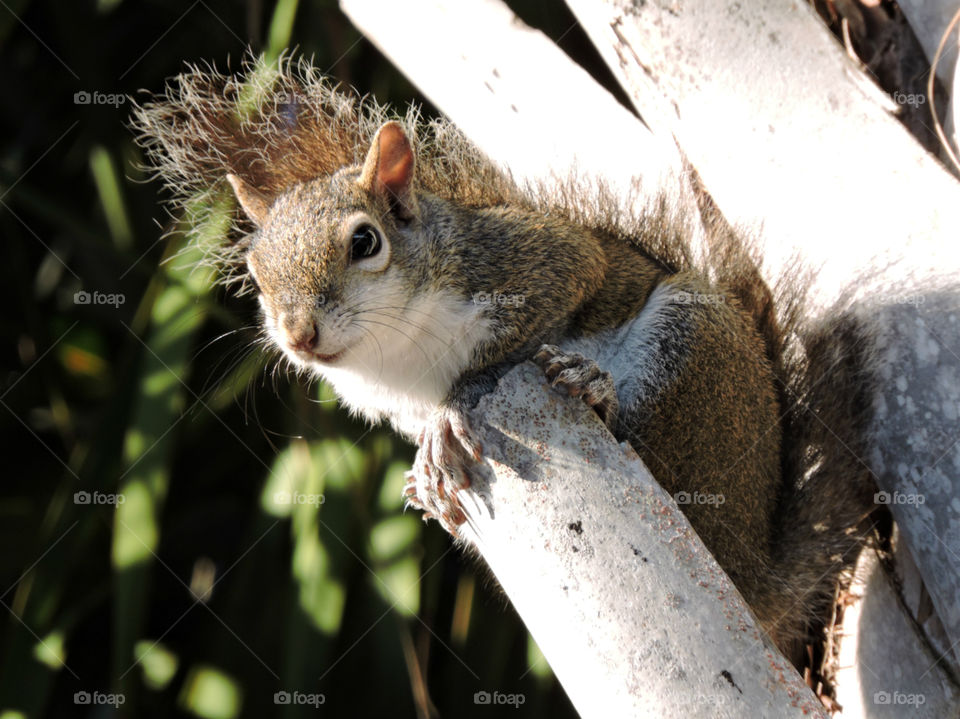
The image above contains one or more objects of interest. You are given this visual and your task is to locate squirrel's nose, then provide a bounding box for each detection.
[285,320,318,352]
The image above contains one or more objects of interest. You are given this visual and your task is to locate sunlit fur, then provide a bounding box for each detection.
[260,282,492,438]
[132,53,879,673]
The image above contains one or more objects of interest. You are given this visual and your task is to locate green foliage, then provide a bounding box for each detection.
[0,1,577,717]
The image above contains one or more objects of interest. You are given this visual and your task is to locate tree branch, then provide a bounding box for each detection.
[565,0,960,678]
[460,364,825,718]
[342,0,960,712]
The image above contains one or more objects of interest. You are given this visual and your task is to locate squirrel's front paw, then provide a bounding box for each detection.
[402,406,483,535]
[533,344,619,434]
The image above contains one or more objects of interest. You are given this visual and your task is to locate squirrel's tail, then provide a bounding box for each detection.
[765,307,879,666]
[691,186,879,666]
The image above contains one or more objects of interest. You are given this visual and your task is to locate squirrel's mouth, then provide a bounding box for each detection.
[308,350,344,364]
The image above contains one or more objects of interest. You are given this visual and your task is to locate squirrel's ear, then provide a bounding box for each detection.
[226,174,270,228]
[359,122,417,220]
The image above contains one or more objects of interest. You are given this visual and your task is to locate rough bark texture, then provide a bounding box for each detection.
[459,364,826,718]
[342,0,960,712]
[565,0,960,675]
[339,0,696,213]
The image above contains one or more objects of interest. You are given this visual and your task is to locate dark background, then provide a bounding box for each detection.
[0,1,616,717]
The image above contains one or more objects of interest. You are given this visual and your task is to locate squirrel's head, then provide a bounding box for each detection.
[226,121,427,373]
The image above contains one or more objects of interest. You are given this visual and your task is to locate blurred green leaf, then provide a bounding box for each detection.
[369,558,420,618]
[179,665,242,719]
[112,478,158,567]
[377,460,409,513]
[134,639,179,691]
[266,0,300,63]
[29,631,65,670]
[315,437,365,493]
[89,145,133,251]
[291,441,346,635]
[111,203,222,701]
[369,515,419,564]
[526,635,551,680]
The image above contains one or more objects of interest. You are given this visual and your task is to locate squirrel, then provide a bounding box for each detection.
[132,56,878,671]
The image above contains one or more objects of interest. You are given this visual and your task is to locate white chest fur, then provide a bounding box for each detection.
[316,290,493,438]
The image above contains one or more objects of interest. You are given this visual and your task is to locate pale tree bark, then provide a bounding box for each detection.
[564,0,960,694]
[339,0,700,222]
[342,0,960,715]
[342,1,826,716]
[462,365,826,718]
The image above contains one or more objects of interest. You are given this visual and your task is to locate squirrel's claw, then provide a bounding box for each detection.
[405,407,480,535]
[533,344,620,434]
[447,410,483,461]
[402,471,424,511]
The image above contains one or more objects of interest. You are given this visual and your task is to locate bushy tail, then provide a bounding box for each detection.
[767,308,879,665]
[690,179,879,667]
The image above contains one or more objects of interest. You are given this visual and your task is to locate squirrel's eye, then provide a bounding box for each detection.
[350,224,382,260]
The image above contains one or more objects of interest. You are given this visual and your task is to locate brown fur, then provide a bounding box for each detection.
[131,53,878,670]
